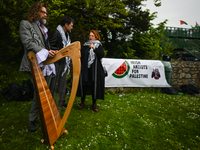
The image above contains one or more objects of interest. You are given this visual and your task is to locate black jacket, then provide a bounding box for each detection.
[77,44,105,100]
[49,30,64,50]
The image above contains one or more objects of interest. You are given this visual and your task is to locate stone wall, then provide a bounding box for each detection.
[171,61,200,89]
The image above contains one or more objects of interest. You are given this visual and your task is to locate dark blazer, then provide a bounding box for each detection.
[48,29,67,99]
[19,20,49,72]
[49,30,63,50]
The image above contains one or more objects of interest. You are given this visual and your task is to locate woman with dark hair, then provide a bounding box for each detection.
[77,30,105,112]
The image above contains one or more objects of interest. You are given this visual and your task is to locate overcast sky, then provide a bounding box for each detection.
[142,0,200,28]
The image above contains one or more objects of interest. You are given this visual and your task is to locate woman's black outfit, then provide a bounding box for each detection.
[76,44,105,108]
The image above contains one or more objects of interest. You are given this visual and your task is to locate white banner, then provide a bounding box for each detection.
[102,58,171,87]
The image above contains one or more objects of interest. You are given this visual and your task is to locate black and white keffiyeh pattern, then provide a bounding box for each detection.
[56,25,71,47]
[83,40,102,68]
[56,25,71,76]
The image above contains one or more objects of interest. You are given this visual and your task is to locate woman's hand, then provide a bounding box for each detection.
[89,42,95,50]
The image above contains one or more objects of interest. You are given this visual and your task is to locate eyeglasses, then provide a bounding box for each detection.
[40,10,48,15]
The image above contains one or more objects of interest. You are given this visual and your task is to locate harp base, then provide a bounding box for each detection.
[64,130,68,135]
[41,130,68,150]
[41,139,44,143]
[51,145,54,150]
[41,139,54,150]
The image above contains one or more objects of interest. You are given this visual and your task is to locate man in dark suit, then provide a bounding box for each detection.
[48,16,74,109]
[19,2,57,132]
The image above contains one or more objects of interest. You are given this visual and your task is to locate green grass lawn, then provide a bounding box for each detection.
[0,62,200,150]
[0,90,200,150]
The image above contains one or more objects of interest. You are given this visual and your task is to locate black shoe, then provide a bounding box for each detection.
[28,121,37,132]
[78,103,84,110]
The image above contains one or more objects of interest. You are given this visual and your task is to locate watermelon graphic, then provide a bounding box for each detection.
[112,61,130,78]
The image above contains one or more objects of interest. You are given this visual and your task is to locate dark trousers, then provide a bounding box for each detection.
[29,74,52,122]
[81,85,96,105]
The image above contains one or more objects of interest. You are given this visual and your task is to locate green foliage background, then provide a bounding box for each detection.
[0,0,173,63]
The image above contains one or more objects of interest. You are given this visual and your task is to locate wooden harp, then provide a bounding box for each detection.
[28,41,81,149]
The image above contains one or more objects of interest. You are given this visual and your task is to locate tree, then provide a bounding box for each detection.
[153,0,161,7]
[131,20,174,59]
[104,0,154,57]
[0,0,33,62]
[0,0,164,63]
[0,0,129,62]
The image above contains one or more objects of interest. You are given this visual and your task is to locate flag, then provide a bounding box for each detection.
[196,22,200,30]
[180,20,188,25]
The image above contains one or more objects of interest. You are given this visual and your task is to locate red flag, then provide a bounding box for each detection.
[196,22,200,30]
[180,20,188,25]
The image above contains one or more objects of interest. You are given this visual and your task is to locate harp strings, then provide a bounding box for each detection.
[31,57,58,128]
[49,56,70,123]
